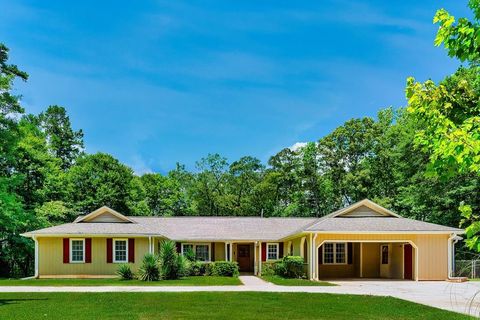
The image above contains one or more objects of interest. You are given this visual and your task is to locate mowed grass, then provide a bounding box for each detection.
[0,276,241,286]
[261,275,335,286]
[0,292,471,320]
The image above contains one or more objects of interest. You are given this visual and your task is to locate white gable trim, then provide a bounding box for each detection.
[331,199,401,218]
[76,206,135,223]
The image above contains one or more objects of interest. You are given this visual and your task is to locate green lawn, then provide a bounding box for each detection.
[0,292,470,319]
[261,275,335,286]
[0,276,241,286]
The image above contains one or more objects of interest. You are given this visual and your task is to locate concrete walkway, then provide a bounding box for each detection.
[1,277,480,317]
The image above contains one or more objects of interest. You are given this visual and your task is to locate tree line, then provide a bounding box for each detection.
[2,1,480,277]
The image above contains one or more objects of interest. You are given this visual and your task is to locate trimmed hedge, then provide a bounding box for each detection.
[262,256,306,279]
[187,261,239,277]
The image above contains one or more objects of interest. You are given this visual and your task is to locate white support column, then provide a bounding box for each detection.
[258,241,262,276]
[254,241,258,275]
[33,236,39,278]
[148,236,153,254]
[312,234,318,280]
[308,234,313,280]
[359,243,363,278]
[225,242,228,261]
[229,242,233,262]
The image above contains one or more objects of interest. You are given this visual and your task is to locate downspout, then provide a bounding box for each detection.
[448,233,460,279]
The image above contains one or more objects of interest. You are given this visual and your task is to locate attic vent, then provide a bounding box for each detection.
[339,205,388,218]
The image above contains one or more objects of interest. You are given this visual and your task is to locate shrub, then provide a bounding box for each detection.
[116,264,135,280]
[183,248,196,262]
[275,256,305,278]
[261,262,276,276]
[189,261,213,276]
[138,253,160,281]
[159,240,185,280]
[211,261,239,277]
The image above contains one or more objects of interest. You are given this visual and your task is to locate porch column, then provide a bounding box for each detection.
[359,243,363,278]
[229,242,233,262]
[254,241,258,275]
[148,236,153,254]
[312,234,318,280]
[308,234,313,280]
[33,236,39,278]
[258,241,262,275]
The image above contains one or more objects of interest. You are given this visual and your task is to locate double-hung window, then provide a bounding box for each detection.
[114,239,128,263]
[70,239,85,263]
[267,243,279,261]
[323,243,347,264]
[181,243,210,262]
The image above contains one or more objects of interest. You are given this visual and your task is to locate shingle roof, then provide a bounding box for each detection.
[304,217,463,233]
[22,199,464,240]
[22,217,318,241]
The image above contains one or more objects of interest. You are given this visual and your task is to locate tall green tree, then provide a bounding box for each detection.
[67,153,134,214]
[39,105,84,170]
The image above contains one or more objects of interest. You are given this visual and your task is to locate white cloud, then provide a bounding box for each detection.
[289,142,308,152]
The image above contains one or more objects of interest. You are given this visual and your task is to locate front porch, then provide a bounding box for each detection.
[172,240,290,276]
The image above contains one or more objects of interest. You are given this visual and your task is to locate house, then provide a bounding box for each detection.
[22,199,463,281]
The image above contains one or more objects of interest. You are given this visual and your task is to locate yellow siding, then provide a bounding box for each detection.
[363,243,380,277]
[390,243,403,279]
[214,242,226,261]
[38,237,149,276]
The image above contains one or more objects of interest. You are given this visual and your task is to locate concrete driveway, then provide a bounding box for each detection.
[1,277,479,317]
[328,280,480,317]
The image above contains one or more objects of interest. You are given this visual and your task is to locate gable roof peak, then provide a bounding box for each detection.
[329,199,401,218]
[75,206,135,223]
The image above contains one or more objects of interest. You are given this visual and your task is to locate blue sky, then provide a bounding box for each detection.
[0,1,469,174]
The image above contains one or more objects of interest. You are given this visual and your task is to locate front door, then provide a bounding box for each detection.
[404,244,413,280]
[237,244,251,272]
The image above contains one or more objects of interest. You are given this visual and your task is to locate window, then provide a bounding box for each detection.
[114,239,128,263]
[196,245,209,261]
[381,245,389,264]
[323,242,347,264]
[70,239,85,263]
[267,243,279,260]
[181,243,210,262]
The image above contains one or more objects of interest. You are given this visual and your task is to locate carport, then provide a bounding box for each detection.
[316,240,417,280]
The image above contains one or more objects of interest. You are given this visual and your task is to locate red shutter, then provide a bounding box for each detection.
[211,242,215,262]
[176,242,181,253]
[128,238,135,263]
[85,238,92,263]
[63,238,69,263]
[279,242,284,259]
[261,243,266,262]
[106,238,113,263]
[318,245,323,265]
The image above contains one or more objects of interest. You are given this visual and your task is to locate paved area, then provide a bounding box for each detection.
[1,277,480,317]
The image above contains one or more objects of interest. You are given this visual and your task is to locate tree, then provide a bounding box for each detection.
[407,1,480,251]
[39,105,84,170]
[67,153,134,214]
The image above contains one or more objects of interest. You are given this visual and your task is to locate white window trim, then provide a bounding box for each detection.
[322,242,348,265]
[181,243,211,262]
[266,242,279,261]
[69,238,85,263]
[113,238,129,263]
